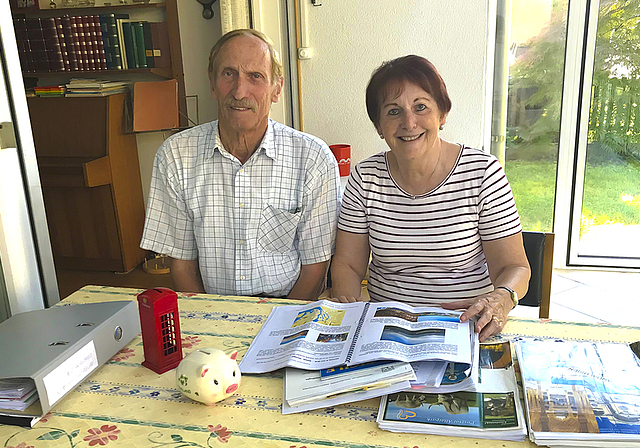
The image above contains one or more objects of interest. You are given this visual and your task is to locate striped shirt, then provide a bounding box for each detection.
[338,146,522,305]
[141,119,341,297]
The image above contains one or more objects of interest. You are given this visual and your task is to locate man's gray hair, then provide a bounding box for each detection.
[208,29,284,85]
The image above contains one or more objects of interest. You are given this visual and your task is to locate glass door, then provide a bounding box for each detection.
[0,1,59,320]
[494,0,569,233]
[569,0,640,268]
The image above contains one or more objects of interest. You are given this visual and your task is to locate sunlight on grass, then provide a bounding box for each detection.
[505,160,640,234]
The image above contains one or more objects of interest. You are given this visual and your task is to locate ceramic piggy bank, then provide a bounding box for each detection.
[176,348,241,405]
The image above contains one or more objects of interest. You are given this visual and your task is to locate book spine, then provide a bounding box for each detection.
[121,22,136,69]
[104,14,123,70]
[129,22,140,68]
[93,15,108,70]
[141,21,154,69]
[98,15,113,70]
[70,16,85,71]
[149,22,170,69]
[42,17,64,72]
[13,18,34,73]
[61,16,79,71]
[25,18,50,72]
[133,22,147,69]
[116,18,128,70]
[81,15,95,71]
[345,302,370,365]
[54,17,70,72]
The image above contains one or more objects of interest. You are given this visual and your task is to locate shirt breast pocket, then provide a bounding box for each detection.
[257,204,301,253]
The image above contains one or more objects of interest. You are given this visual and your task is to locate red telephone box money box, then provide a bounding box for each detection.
[137,287,183,374]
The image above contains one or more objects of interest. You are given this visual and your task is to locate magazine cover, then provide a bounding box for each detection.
[380,390,518,429]
[377,341,526,440]
[517,339,640,437]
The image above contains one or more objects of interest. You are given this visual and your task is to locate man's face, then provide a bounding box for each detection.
[211,35,283,136]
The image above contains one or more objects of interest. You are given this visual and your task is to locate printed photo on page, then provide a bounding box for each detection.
[349,302,473,365]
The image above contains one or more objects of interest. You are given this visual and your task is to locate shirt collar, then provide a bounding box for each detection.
[207,119,277,161]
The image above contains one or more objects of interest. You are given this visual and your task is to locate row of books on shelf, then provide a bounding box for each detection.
[12,14,170,74]
[238,299,640,444]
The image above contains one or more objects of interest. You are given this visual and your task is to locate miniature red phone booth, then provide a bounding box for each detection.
[137,287,183,374]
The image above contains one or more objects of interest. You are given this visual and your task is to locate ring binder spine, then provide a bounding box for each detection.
[345,302,370,364]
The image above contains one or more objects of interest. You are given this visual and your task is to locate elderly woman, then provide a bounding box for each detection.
[330,55,530,342]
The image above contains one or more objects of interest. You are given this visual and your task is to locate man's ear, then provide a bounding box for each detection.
[271,76,284,104]
[209,76,220,102]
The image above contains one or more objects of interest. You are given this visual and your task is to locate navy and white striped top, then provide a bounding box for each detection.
[338,145,522,305]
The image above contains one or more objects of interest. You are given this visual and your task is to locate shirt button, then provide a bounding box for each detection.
[240,275,245,280]
[239,203,245,208]
[239,168,245,173]
[238,239,244,245]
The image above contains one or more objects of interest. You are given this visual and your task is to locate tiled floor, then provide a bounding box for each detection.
[509,268,640,325]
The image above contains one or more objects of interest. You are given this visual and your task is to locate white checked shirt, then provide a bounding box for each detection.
[141,119,341,297]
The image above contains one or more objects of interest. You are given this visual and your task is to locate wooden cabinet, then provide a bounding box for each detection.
[28,93,146,272]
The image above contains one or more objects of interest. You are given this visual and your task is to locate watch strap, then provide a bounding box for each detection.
[495,286,518,308]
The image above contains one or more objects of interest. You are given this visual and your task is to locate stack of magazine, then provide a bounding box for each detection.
[239,300,478,414]
[377,341,527,441]
[65,79,128,97]
[516,338,640,447]
[0,379,38,412]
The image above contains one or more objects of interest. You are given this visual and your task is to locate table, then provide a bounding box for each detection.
[2,286,640,448]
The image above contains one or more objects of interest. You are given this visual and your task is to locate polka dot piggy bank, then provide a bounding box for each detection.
[176,348,241,405]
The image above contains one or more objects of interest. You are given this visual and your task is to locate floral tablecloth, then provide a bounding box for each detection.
[2,285,640,448]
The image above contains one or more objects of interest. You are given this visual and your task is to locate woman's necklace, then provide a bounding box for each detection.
[399,144,444,199]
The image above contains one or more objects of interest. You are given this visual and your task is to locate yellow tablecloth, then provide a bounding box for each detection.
[2,285,640,448]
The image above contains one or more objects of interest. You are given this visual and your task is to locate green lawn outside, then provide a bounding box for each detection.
[505,160,640,233]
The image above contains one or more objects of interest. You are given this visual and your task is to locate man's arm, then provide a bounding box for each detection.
[287,260,330,300]
[170,258,205,293]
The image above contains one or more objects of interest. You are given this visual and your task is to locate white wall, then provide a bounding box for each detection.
[137,1,222,203]
[297,1,489,165]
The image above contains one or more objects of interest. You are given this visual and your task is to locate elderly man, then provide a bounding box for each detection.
[141,29,341,299]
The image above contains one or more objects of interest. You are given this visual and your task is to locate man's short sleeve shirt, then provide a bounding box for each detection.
[141,119,341,297]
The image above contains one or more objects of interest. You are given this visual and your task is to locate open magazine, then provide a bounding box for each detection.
[377,341,527,442]
[516,338,640,447]
[239,300,474,374]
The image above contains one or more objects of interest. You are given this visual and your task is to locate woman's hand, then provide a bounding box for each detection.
[440,289,513,342]
[327,295,370,303]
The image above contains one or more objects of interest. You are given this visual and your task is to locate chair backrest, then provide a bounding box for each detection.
[518,231,554,318]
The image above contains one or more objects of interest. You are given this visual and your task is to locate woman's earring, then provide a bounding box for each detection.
[379,134,384,139]
[439,124,444,131]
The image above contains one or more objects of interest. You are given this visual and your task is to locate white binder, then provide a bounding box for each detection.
[0,301,140,427]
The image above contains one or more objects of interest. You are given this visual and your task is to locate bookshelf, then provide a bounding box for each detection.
[10,1,188,272]
[10,0,186,124]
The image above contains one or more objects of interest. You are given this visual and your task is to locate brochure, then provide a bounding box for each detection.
[410,329,480,393]
[516,338,640,447]
[377,341,527,441]
[239,300,474,374]
[283,361,416,413]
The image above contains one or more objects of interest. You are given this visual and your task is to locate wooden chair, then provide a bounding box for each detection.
[518,231,555,319]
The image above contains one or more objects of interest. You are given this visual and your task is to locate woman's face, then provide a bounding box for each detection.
[377,81,446,161]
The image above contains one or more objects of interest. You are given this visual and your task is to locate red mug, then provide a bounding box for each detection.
[329,144,351,177]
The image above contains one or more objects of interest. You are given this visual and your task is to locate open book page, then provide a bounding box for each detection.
[238,300,367,373]
[349,302,473,366]
[517,339,640,443]
[376,341,527,441]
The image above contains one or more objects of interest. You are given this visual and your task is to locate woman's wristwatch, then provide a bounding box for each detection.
[495,286,518,309]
